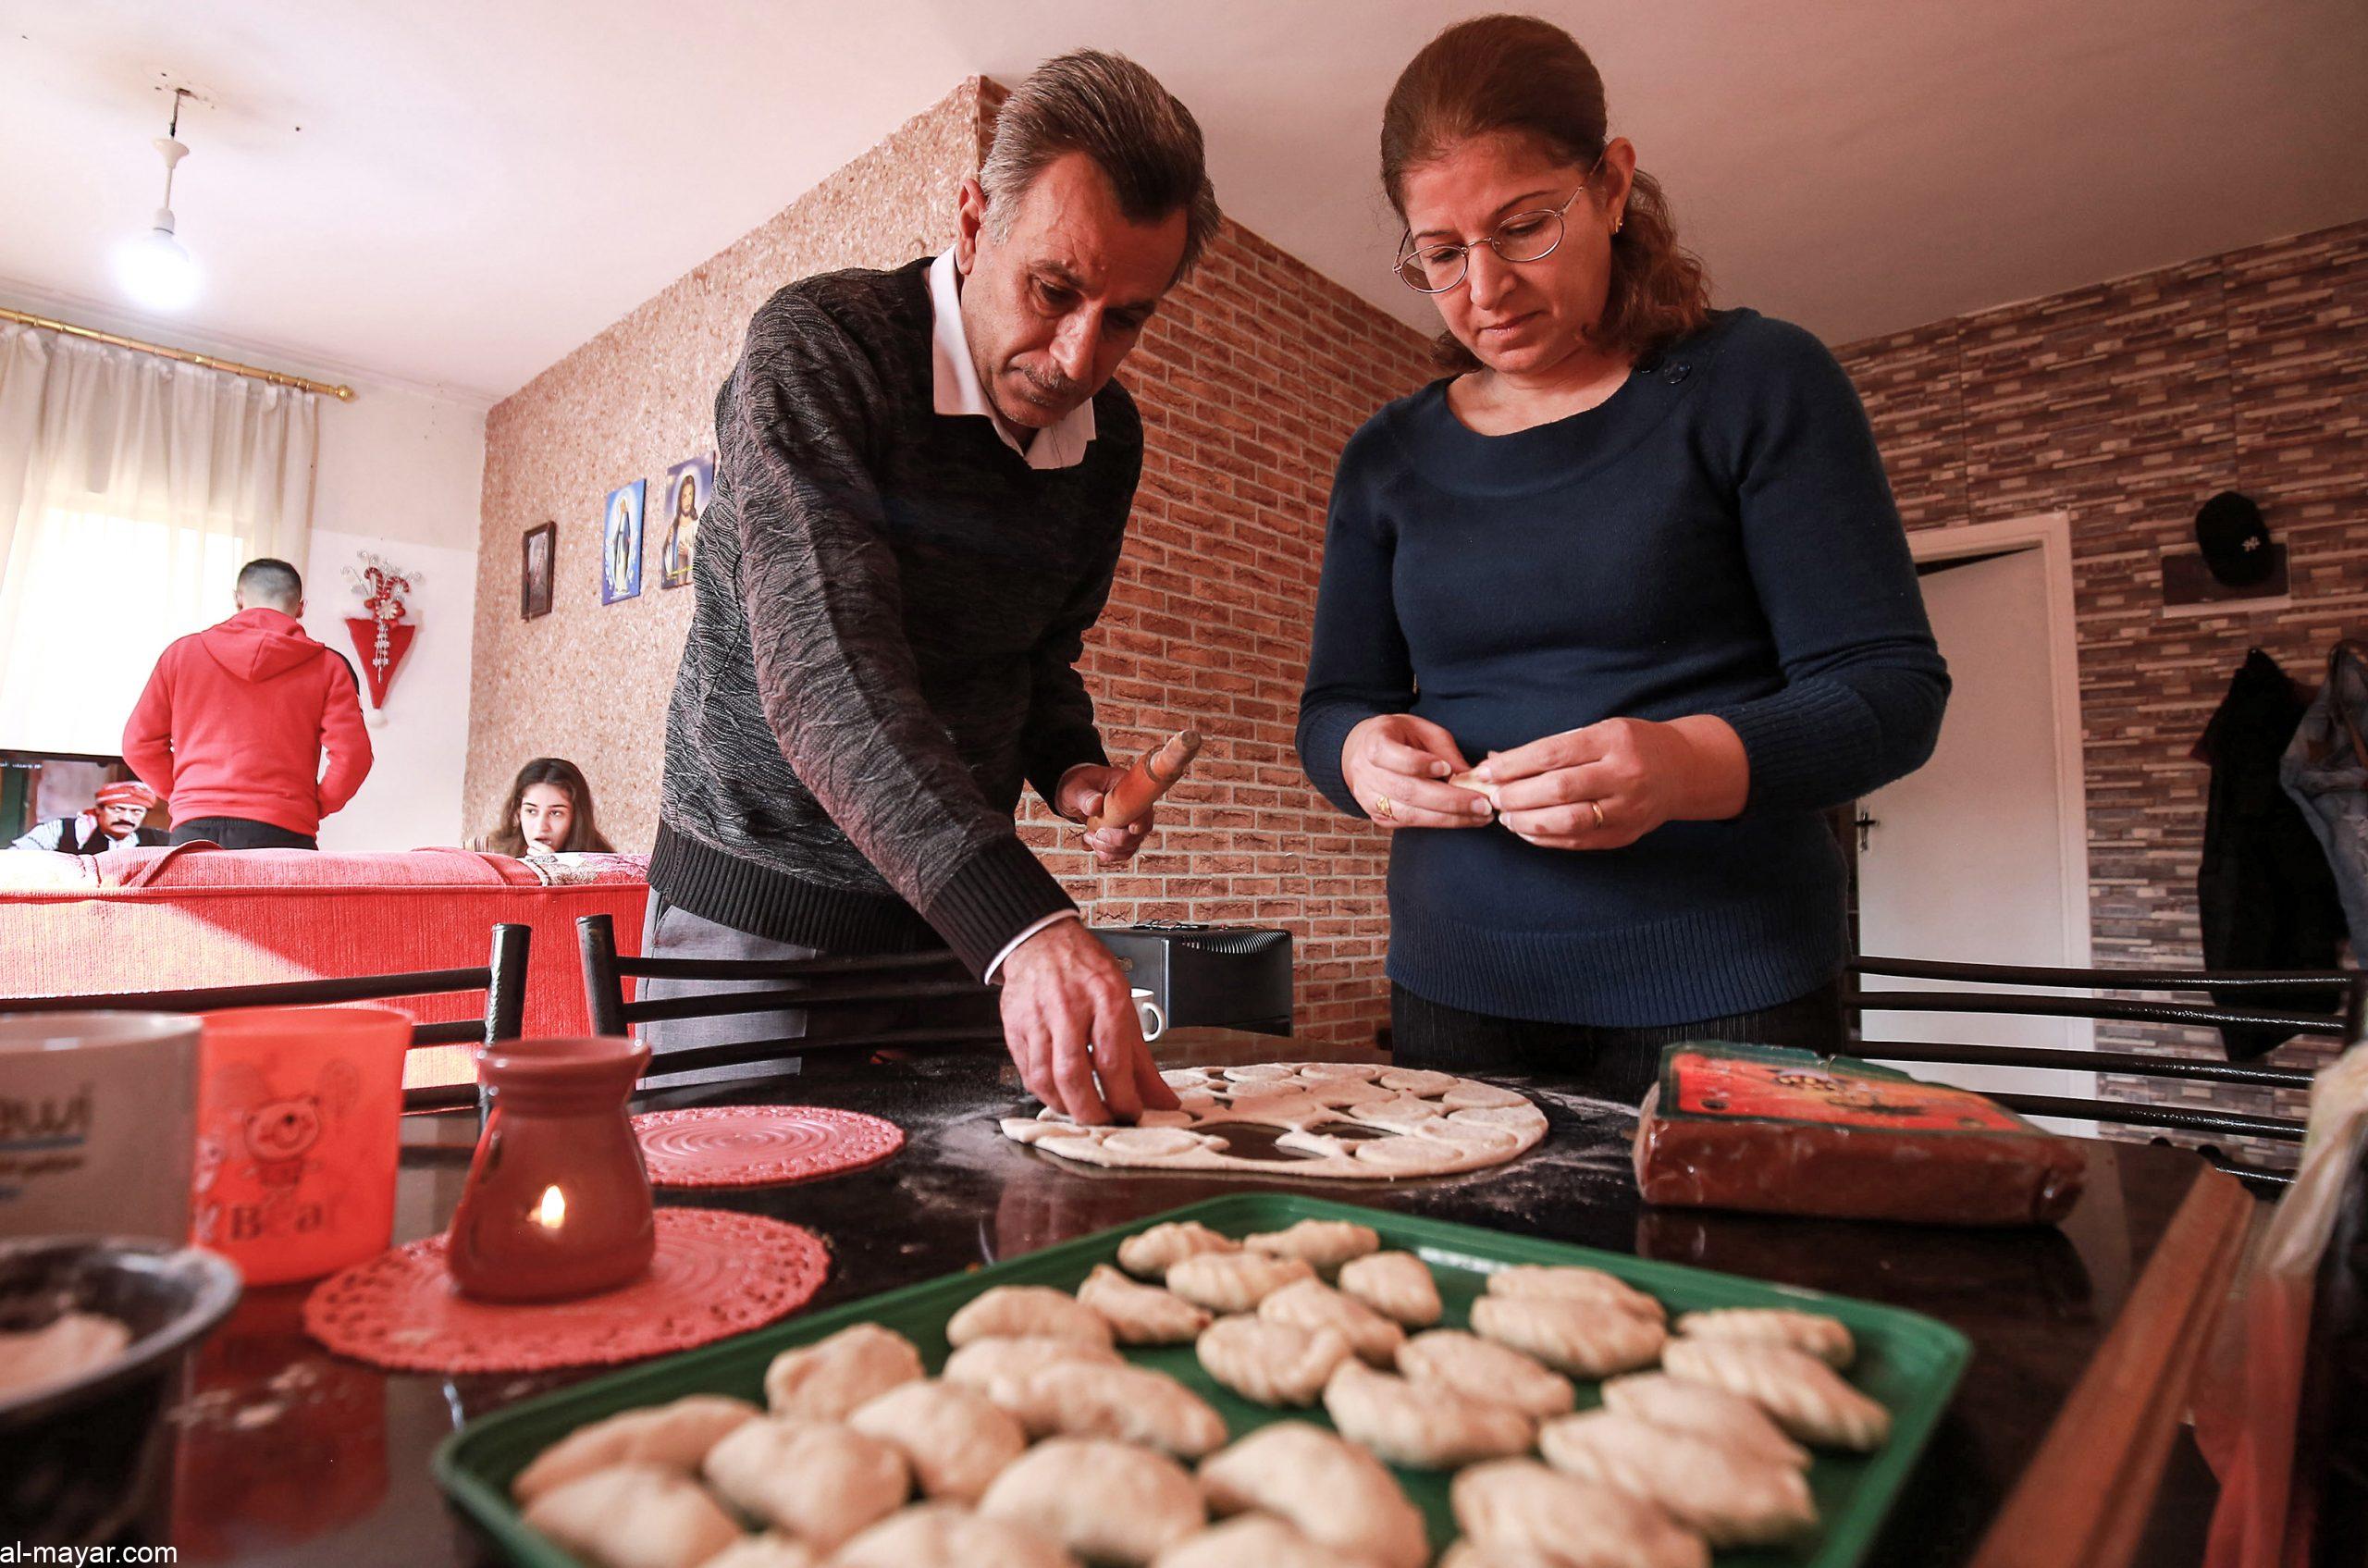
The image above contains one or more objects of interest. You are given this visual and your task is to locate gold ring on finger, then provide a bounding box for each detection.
[1372,795,1395,821]
[1588,800,1607,830]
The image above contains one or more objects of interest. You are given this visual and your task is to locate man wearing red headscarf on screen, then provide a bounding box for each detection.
[120,558,373,850]
[6,780,166,854]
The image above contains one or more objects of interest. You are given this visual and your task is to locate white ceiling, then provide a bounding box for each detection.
[3,0,2362,404]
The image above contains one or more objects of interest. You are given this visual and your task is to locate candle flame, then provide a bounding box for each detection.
[532,1185,566,1229]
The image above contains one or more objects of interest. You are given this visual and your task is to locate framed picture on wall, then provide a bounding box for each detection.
[601,479,645,605]
[658,452,713,590]
[521,521,555,620]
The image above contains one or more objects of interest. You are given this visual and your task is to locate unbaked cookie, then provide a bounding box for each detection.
[979,1438,1204,1566]
[1486,1265,1666,1323]
[511,1394,759,1503]
[699,1418,909,1551]
[1539,1409,1817,1547]
[1166,1251,1315,1314]
[847,1379,1028,1503]
[1116,1221,1240,1279]
[1258,1278,1405,1365]
[1398,1329,1575,1420]
[1338,1252,1443,1328]
[994,1360,1227,1460]
[1597,1373,1809,1469]
[832,1502,1082,1568]
[518,1462,743,1568]
[1471,1294,1668,1378]
[1195,1316,1355,1407]
[1672,1307,1855,1368]
[1196,1421,1429,1568]
[946,1287,1115,1350]
[1322,1358,1535,1469]
[1451,1458,1708,1568]
[1079,1264,1212,1345]
[1661,1338,1891,1451]
[1242,1218,1381,1270]
[762,1324,924,1421]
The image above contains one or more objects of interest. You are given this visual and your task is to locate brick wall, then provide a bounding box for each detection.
[1835,218,2368,1157]
[467,78,1433,1048]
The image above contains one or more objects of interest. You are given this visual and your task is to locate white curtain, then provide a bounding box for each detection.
[0,322,317,757]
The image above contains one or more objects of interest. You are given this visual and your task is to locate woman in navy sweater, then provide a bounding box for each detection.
[1296,15,1949,1102]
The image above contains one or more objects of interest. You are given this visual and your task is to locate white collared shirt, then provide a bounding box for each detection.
[928,249,1096,472]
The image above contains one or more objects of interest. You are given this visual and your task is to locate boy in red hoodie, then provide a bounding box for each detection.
[122,558,374,849]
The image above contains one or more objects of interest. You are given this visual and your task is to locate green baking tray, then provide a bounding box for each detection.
[436,1192,1971,1567]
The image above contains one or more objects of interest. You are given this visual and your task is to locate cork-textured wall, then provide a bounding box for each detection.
[1835,218,2367,1155]
[467,77,1433,1046]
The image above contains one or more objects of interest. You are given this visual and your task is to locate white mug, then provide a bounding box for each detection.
[0,1012,201,1243]
[1130,988,1167,1043]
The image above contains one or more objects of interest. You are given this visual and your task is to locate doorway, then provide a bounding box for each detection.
[1853,513,2095,1109]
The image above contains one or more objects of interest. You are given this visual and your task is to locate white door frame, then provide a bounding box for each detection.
[1901,512,2094,977]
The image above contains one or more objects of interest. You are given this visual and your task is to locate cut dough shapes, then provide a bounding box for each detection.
[1662,1338,1892,1451]
[1322,1358,1535,1470]
[1398,1329,1576,1420]
[1338,1252,1443,1327]
[1242,1218,1381,1270]
[946,1286,1115,1350]
[1079,1264,1212,1345]
[847,1379,1028,1503]
[700,1418,909,1551]
[519,1462,744,1568]
[1597,1373,1810,1469]
[994,1360,1227,1460]
[1258,1278,1406,1365]
[1005,1063,1546,1180]
[1471,1294,1669,1378]
[979,1437,1205,1566]
[512,1394,758,1503]
[1117,1221,1240,1279]
[942,1336,1120,1407]
[1165,1251,1315,1314]
[1197,1420,1430,1568]
[1195,1316,1354,1407]
[1451,1458,1709,1568]
[1486,1265,1666,1323]
[762,1323,923,1421]
[1538,1409,1818,1548]
[1673,1306,1855,1368]
[832,1502,1083,1568]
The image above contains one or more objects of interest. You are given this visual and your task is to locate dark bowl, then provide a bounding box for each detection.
[0,1237,242,1548]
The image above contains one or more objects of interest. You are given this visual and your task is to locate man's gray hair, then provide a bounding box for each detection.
[980,50,1221,284]
[237,557,302,609]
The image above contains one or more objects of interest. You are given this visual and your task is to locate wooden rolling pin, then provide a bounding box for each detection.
[1087,729,1203,831]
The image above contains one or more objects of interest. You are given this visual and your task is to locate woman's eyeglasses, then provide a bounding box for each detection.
[1393,165,1601,294]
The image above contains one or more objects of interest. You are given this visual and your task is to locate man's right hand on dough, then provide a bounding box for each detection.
[996,919,1181,1126]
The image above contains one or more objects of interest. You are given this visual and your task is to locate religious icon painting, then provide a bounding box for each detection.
[658,453,713,590]
[601,479,645,605]
[522,521,555,620]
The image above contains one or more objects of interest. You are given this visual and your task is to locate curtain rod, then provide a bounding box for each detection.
[0,304,355,401]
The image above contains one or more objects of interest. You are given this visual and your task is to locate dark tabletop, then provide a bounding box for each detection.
[145,1033,2218,1567]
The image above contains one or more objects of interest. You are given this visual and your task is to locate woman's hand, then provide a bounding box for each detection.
[1340,714,1495,830]
[1479,715,1749,850]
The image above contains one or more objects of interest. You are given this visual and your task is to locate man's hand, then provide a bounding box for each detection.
[1339,713,1493,831]
[1054,762,1153,866]
[997,919,1180,1125]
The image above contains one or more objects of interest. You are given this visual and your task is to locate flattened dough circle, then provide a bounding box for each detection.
[1001,1064,1545,1180]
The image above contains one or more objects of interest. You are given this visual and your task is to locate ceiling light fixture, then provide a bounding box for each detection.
[114,88,199,312]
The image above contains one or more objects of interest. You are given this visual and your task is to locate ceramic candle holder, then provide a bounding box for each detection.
[445,1037,654,1303]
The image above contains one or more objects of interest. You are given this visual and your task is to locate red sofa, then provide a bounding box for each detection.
[0,844,649,1086]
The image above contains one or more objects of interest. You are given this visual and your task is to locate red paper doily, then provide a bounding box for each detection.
[302,1208,828,1374]
[632,1105,905,1190]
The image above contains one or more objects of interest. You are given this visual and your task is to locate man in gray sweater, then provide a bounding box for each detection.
[648,51,1219,1124]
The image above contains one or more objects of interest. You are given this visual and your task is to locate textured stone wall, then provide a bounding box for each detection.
[1835,218,2368,1158]
[466,78,1433,1045]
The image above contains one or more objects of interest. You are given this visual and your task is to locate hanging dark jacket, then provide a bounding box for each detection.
[2194,648,2350,1058]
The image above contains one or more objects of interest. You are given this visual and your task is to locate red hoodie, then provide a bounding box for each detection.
[122,608,374,836]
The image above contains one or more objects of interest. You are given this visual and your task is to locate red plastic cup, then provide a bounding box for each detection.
[191,1006,411,1286]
